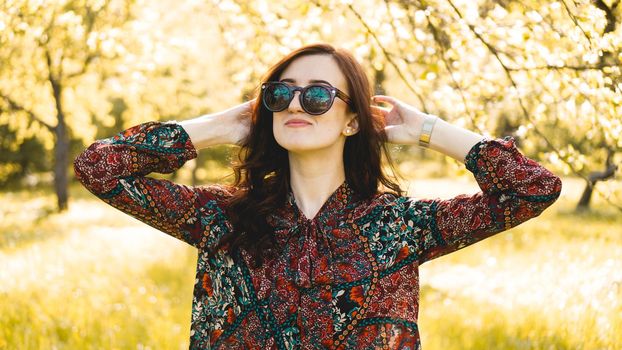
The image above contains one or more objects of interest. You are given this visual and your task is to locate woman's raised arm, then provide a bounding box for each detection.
[371,95,485,161]
[178,100,253,149]
[371,95,562,264]
[404,135,562,263]
[73,102,252,249]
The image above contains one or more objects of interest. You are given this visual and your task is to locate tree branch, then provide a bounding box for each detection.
[420,4,481,133]
[592,0,617,34]
[45,49,61,94]
[343,3,430,113]
[445,0,622,212]
[66,0,112,79]
[445,0,532,119]
[506,63,622,71]
[66,53,99,79]
[0,92,56,131]
[560,0,593,46]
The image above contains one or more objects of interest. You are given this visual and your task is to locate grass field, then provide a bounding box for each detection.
[1,177,621,349]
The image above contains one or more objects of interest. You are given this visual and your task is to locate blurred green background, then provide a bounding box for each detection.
[1,0,621,349]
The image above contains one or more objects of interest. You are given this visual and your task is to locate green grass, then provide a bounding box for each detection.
[0,184,197,349]
[1,177,621,349]
[417,206,622,349]
[419,291,622,350]
[416,177,622,349]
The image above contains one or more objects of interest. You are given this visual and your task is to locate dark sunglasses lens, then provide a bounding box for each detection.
[263,84,291,111]
[302,86,332,114]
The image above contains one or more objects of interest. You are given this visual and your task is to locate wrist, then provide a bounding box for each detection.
[179,113,230,149]
[426,117,487,162]
[418,113,438,148]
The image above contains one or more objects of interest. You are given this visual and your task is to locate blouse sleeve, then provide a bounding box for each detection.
[404,136,562,264]
[73,120,233,249]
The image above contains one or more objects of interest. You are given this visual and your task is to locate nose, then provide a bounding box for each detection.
[287,91,304,113]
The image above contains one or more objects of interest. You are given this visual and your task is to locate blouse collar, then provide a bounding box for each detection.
[286,180,354,223]
[266,181,359,232]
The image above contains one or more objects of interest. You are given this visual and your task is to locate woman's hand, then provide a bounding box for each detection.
[371,95,432,145]
[222,99,254,146]
[372,95,488,161]
[179,99,255,149]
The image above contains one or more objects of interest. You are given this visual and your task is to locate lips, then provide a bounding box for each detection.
[285,119,312,126]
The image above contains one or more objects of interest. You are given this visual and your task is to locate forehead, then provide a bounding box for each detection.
[279,54,347,91]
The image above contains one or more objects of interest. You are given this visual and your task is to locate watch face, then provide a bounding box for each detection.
[419,116,437,147]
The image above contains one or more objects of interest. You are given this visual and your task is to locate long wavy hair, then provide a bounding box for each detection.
[209,43,403,267]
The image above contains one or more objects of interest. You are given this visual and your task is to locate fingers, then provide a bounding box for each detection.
[370,105,390,115]
[372,95,400,106]
[371,104,402,126]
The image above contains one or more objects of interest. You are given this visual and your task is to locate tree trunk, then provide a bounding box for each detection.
[577,2,619,211]
[54,120,69,211]
[577,181,594,210]
[576,148,617,211]
[50,74,68,212]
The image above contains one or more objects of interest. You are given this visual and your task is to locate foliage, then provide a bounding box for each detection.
[1,0,620,208]
[211,0,622,208]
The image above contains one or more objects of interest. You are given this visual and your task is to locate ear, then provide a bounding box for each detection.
[342,115,359,136]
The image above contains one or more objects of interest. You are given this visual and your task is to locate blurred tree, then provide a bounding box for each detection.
[0,0,135,211]
[208,0,622,211]
[0,125,49,187]
[1,0,620,212]
[0,0,238,211]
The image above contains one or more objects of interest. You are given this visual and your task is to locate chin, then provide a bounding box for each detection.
[274,128,343,153]
[275,136,326,153]
[277,140,319,153]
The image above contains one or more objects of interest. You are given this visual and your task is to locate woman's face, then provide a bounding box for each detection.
[272,54,357,154]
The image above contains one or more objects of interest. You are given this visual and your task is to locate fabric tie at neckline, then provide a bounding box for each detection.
[291,219,332,288]
[286,181,353,288]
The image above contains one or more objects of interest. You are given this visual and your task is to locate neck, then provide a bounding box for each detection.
[288,147,346,220]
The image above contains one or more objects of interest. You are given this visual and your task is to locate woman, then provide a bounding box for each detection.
[74,43,562,349]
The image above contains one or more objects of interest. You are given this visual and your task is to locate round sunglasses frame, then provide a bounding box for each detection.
[261,81,352,115]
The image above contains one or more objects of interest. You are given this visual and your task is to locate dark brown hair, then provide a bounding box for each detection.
[209,43,403,267]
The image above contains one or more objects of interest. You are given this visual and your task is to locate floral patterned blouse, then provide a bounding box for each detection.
[73,121,562,349]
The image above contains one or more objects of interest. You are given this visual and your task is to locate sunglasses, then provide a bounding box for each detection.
[261,81,352,115]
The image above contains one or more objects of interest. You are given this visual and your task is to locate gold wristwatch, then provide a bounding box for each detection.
[418,114,438,148]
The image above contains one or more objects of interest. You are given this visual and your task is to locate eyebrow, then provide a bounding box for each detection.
[279,78,334,86]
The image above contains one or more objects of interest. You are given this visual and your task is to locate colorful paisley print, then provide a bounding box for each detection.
[74,121,562,349]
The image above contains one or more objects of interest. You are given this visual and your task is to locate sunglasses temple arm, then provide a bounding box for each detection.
[336,90,352,106]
